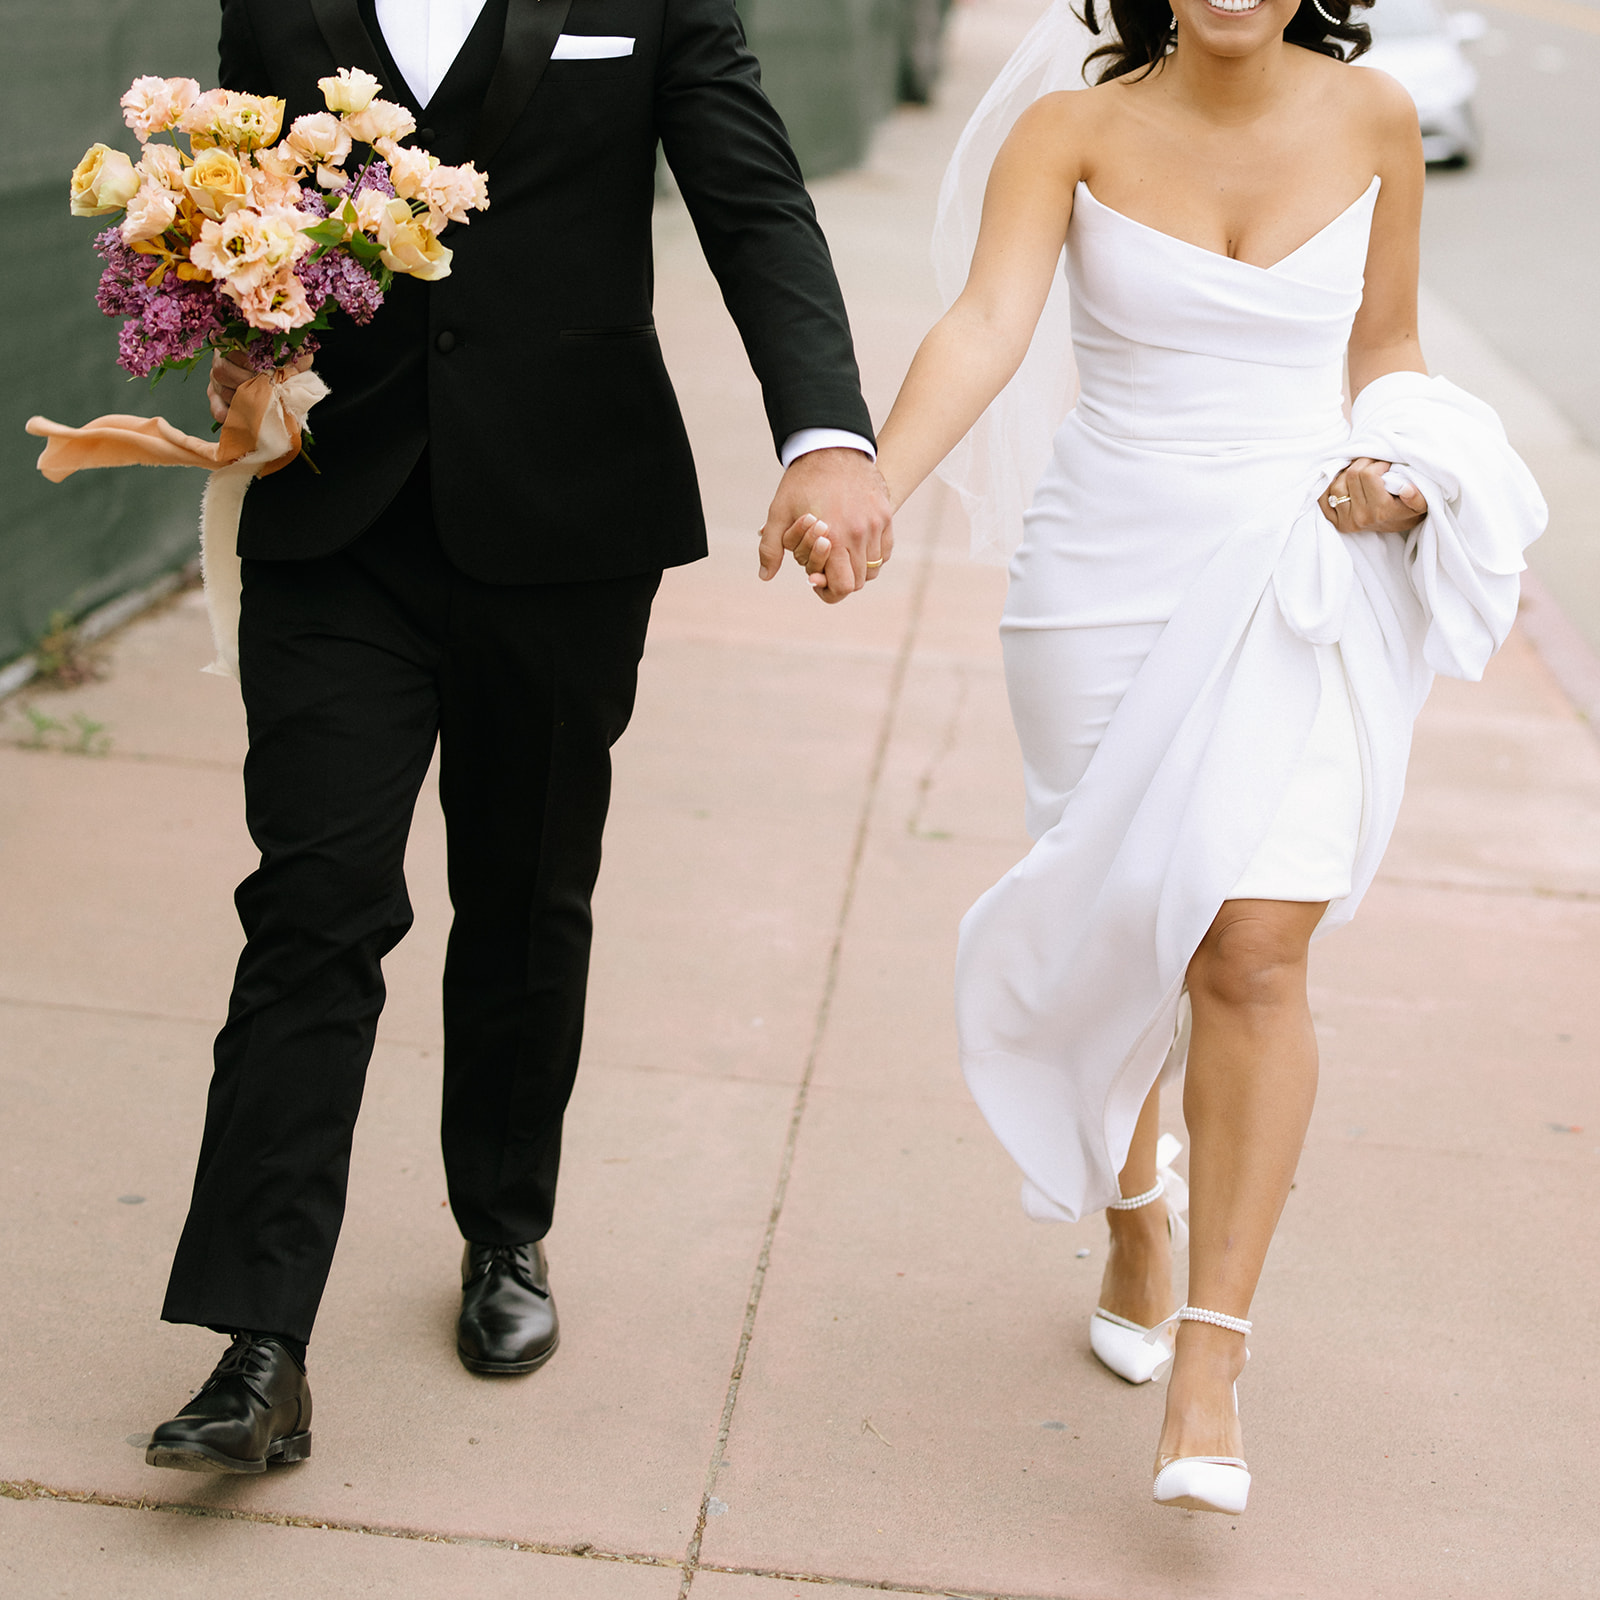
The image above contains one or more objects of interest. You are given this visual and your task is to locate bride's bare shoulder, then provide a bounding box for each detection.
[1313,50,1423,142]
[1008,83,1123,159]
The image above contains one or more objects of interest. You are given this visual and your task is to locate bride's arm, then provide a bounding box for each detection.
[1326,73,1430,534]
[876,97,1083,515]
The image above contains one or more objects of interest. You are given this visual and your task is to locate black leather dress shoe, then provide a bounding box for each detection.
[146,1334,312,1474]
[457,1241,560,1376]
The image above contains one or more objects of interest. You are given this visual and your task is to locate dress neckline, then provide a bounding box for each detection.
[1075,176,1381,275]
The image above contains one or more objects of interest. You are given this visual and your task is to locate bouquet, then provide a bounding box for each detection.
[27,68,489,681]
[76,66,487,382]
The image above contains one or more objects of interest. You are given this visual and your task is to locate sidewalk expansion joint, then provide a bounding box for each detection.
[0,1479,677,1568]
[676,496,948,1600]
[696,1560,1054,1598]
[1375,873,1600,903]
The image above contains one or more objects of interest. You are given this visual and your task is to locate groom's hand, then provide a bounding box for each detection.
[758,449,893,604]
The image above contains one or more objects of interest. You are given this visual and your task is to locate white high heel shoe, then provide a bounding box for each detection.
[1151,1306,1252,1515]
[1088,1134,1188,1385]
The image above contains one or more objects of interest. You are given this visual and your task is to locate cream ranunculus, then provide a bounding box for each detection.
[70,144,141,217]
[319,67,382,115]
[376,199,452,281]
[183,146,251,220]
[120,181,181,244]
[342,98,417,148]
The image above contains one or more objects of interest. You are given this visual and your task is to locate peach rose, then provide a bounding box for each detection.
[342,98,416,148]
[419,162,489,230]
[375,199,452,281]
[287,112,352,173]
[227,268,316,332]
[120,181,181,244]
[70,144,141,217]
[120,76,201,139]
[183,146,251,220]
[318,67,382,115]
[191,207,309,293]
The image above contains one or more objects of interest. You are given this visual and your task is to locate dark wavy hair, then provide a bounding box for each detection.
[1078,0,1373,82]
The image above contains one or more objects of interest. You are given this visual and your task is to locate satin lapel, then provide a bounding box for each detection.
[308,0,390,84]
[474,0,576,166]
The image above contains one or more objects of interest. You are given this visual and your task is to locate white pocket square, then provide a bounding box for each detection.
[551,35,635,60]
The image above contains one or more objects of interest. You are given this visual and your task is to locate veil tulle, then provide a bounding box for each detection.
[932,0,1097,562]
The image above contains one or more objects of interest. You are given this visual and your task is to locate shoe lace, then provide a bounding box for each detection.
[197,1333,275,1400]
[468,1242,548,1297]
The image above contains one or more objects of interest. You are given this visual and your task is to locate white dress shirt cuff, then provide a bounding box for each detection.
[780,428,877,469]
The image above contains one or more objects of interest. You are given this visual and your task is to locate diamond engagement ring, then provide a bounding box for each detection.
[1328,494,1352,508]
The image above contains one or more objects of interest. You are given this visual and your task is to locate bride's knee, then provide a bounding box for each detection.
[1186,910,1314,1013]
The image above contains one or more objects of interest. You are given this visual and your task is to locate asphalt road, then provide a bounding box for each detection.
[1419,0,1600,447]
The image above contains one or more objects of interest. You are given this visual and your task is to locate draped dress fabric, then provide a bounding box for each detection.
[956,176,1547,1226]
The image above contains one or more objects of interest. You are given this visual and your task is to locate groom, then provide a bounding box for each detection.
[147,0,889,1474]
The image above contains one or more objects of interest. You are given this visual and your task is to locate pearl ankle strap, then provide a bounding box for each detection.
[1178,1305,1252,1335]
[1106,1176,1165,1210]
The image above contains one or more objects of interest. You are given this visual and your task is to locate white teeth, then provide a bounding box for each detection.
[1208,0,1263,10]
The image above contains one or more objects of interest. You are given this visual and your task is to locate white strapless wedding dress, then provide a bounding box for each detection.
[956,176,1546,1225]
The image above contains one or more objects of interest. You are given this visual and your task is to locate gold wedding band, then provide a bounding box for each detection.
[866,558,885,569]
[1328,494,1351,508]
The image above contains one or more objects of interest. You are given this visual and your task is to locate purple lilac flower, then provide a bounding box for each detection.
[95,226,226,379]
[298,248,384,326]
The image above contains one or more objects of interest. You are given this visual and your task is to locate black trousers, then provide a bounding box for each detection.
[162,460,661,1341]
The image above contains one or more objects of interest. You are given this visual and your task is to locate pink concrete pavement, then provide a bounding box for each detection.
[3,2,1598,1594]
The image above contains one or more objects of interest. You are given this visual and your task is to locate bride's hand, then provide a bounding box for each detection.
[1321,457,1428,535]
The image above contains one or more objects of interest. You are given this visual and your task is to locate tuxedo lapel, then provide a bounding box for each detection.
[308,0,392,86]
[473,0,576,166]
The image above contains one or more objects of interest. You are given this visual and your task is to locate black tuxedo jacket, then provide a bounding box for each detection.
[221,0,875,582]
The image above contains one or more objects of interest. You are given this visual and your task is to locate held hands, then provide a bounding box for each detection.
[1320,457,1428,535]
[758,448,893,603]
[207,349,313,426]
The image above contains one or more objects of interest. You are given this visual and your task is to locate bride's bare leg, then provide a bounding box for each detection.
[1159,898,1325,1467]
[1098,1081,1174,1327]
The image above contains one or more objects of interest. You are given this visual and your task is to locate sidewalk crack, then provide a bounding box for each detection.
[675,492,948,1600]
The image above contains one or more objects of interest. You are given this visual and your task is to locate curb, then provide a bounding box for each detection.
[1519,569,1600,737]
[0,560,200,704]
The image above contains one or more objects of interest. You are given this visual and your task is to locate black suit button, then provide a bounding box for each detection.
[436,330,457,354]
[417,127,437,146]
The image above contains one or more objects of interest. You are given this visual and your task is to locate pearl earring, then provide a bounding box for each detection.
[1311,0,1341,24]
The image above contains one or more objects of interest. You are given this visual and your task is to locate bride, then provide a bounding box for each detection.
[784,0,1543,1515]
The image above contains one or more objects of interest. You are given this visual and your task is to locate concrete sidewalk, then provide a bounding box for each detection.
[3,2,1597,1595]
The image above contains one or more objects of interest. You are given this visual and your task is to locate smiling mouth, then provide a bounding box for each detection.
[1205,0,1265,11]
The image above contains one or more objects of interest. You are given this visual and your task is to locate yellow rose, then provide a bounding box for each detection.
[376,199,452,282]
[184,147,250,220]
[318,67,382,115]
[70,144,140,217]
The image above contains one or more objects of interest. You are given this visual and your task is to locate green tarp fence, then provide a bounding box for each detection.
[0,0,933,671]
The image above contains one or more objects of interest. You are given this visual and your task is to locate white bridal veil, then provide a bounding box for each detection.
[931,0,1097,561]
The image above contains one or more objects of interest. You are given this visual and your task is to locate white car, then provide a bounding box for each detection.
[1360,0,1486,166]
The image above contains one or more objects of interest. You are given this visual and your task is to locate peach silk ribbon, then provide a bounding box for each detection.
[25,367,329,681]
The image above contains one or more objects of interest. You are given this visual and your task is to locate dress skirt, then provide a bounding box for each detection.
[1001,621,1362,904]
